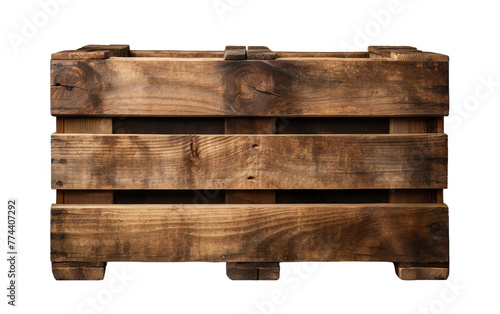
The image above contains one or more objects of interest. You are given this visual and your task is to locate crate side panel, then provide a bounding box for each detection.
[51,203,449,263]
[50,59,449,117]
[51,134,448,190]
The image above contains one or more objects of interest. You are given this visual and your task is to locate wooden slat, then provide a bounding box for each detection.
[130,51,369,59]
[52,262,107,280]
[225,114,278,280]
[369,46,449,62]
[53,116,113,280]
[388,117,445,203]
[52,44,130,60]
[61,118,113,134]
[389,52,449,62]
[62,191,114,204]
[226,263,280,280]
[389,116,448,279]
[368,46,419,54]
[394,262,449,280]
[51,134,448,190]
[247,46,277,60]
[51,203,449,263]
[276,51,369,58]
[131,50,224,58]
[223,46,246,60]
[50,58,449,117]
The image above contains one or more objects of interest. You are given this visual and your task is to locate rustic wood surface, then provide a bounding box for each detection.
[51,203,449,263]
[226,262,280,280]
[51,134,447,190]
[225,96,279,279]
[52,116,113,280]
[394,262,449,280]
[50,45,450,280]
[52,44,130,60]
[276,51,369,58]
[50,58,448,117]
[130,50,369,58]
[247,46,277,60]
[52,262,107,280]
[389,116,448,280]
[223,46,246,60]
[131,50,224,58]
[369,46,449,62]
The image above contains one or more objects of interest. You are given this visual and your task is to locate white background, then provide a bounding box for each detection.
[1,0,499,313]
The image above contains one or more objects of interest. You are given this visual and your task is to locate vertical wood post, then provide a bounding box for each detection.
[224,46,280,280]
[51,45,127,280]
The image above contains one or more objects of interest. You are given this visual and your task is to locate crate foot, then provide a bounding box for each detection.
[394,262,449,280]
[226,262,280,280]
[52,262,107,280]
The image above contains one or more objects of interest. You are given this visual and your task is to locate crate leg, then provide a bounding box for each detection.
[52,262,107,280]
[226,262,280,280]
[394,262,449,280]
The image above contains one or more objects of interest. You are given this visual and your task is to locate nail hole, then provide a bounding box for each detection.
[252,144,259,149]
[247,176,254,180]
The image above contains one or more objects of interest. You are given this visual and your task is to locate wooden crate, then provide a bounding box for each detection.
[50,45,449,281]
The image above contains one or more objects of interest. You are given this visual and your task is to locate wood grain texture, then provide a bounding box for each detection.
[131,50,224,58]
[224,46,246,60]
[52,262,106,280]
[226,263,280,280]
[50,58,449,117]
[61,118,113,134]
[368,46,419,54]
[388,117,445,204]
[369,46,449,62]
[225,114,278,280]
[394,263,449,280]
[389,116,448,279]
[51,203,449,263]
[53,117,113,280]
[247,46,277,60]
[130,50,369,59]
[52,45,130,60]
[51,134,448,190]
[61,191,114,204]
[276,51,369,58]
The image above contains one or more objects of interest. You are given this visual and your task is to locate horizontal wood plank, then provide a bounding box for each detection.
[276,51,369,58]
[369,46,449,62]
[51,203,449,263]
[51,58,448,117]
[130,50,224,58]
[52,45,130,60]
[129,51,369,59]
[51,134,447,190]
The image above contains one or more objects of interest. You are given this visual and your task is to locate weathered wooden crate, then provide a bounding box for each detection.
[50,45,449,281]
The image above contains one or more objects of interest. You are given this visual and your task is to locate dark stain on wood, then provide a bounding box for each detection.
[51,61,107,115]
[222,61,293,115]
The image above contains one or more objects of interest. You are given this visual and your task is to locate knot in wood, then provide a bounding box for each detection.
[51,61,106,114]
[223,62,287,115]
